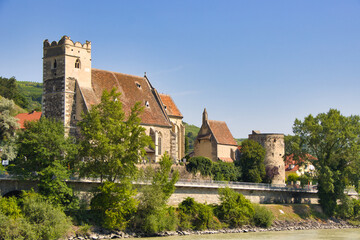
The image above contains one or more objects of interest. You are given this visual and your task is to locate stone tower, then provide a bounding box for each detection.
[248,131,285,185]
[42,36,91,135]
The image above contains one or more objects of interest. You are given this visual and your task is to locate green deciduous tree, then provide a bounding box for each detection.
[78,88,152,182]
[211,161,240,181]
[236,139,266,183]
[0,76,29,109]
[0,97,19,162]
[91,181,138,230]
[292,109,360,216]
[10,118,78,208]
[133,153,179,234]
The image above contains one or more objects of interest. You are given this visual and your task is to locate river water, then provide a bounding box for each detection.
[130,229,360,240]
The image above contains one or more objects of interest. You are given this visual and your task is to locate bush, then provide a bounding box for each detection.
[0,213,38,240]
[252,204,274,228]
[286,173,298,184]
[186,156,213,176]
[0,196,22,219]
[211,161,240,181]
[178,197,221,230]
[21,192,72,240]
[216,187,254,227]
[91,181,138,230]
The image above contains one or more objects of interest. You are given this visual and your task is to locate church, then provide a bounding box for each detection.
[42,36,185,162]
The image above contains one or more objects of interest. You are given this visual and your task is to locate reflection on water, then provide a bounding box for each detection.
[131,228,360,240]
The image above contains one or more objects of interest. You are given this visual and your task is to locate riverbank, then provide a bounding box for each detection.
[67,218,359,240]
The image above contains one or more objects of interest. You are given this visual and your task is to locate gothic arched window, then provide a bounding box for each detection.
[75,59,81,69]
[158,136,162,155]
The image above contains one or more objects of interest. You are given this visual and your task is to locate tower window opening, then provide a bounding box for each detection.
[53,59,57,69]
[75,59,81,69]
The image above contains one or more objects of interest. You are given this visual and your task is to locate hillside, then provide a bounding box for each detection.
[184,122,200,154]
[17,81,42,111]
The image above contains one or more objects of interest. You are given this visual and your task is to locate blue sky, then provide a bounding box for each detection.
[0,0,359,138]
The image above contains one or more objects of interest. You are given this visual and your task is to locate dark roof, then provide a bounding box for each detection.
[208,120,237,146]
[159,94,183,118]
[15,111,42,129]
[79,69,171,127]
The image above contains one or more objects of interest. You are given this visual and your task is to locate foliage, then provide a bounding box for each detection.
[292,109,360,216]
[91,181,138,230]
[0,196,22,219]
[0,193,71,240]
[184,122,200,153]
[298,174,310,188]
[133,153,179,234]
[185,135,189,155]
[178,197,221,230]
[287,173,299,184]
[216,187,254,227]
[186,156,213,176]
[236,139,266,183]
[211,161,240,181]
[252,204,274,228]
[20,192,72,240]
[16,81,43,111]
[0,97,19,162]
[336,195,354,219]
[78,88,152,182]
[11,117,77,177]
[0,76,29,109]
[37,161,78,209]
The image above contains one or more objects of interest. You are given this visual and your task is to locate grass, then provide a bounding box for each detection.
[264,204,327,222]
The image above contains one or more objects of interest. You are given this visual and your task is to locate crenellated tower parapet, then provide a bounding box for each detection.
[43,35,92,135]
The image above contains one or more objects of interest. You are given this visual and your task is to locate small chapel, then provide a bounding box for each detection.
[42,36,185,162]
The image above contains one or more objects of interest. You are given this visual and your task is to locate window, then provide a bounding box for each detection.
[75,59,80,69]
[145,101,150,108]
[53,59,57,69]
[136,82,141,89]
[158,136,162,155]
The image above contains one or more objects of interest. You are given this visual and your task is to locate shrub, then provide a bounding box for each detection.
[21,192,72,240]
[216,187,254,227]
[252,204,274,228]
[186,156,213,176]
[178,197,221,230]
[0,196,22,219]
[0,213,38,240]
[286,173,298,184]
[91,181,138,230]
[211,161,240,181]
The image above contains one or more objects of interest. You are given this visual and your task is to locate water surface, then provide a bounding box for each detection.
[130,228,360,240]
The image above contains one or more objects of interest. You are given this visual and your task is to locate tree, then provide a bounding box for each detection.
[133,152,179,233]
[0,97,19,162]
[90,181,138,230]
[0,76,28,109]
[78,88,152,182]
[10,117,78,208]
[211,161,240,181]
[236,139,266,183]
[292,109,360,216]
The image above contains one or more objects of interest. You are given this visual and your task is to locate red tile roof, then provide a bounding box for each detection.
[159,94,183,118]
[79,69,171,127]
[285,154,316,172]
[208,120,237,146]
[15,111,42,129]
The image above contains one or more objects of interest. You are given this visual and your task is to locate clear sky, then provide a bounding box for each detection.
[0,0,359,138]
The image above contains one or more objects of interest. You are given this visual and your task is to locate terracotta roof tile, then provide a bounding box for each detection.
[159,94,183,118]
[208,120,237,146]
[80,69,171,127]
[15,111,42,129]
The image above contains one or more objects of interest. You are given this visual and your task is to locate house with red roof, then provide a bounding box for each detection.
[15,111,42,129]
[194,109,237,162]
[285,154,316,177]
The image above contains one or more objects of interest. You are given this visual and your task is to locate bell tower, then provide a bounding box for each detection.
[42,36,91,134]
